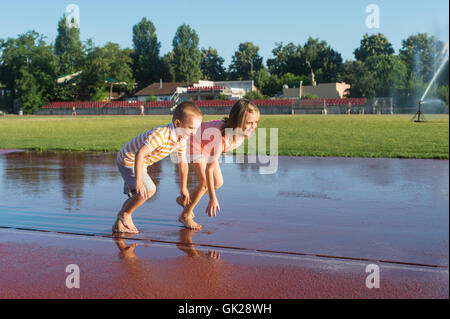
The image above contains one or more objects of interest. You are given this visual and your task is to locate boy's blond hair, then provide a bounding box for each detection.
[172,101,203,122]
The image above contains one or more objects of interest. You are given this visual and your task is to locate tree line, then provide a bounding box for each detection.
[0,16,448,114]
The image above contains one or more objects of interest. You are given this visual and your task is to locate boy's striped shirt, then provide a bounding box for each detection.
[117,122,186,167]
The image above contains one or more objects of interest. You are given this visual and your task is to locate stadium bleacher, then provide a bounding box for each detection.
[144,101,173,108]
[40,98,367,110]
[41,101,107,109]
[108,101,145,108]
[187,86,226,93]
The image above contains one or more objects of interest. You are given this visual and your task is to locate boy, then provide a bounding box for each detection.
[113,101,203,234]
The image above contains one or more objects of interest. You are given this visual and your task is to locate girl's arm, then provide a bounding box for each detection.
[205,160,217,200]
[205,142,222,216]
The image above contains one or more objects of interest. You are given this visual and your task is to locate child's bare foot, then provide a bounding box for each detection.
[112,219,129,233]
[176,196,195,218]
[113,238,139,260]
[112,212,139,234]
[207,250,221,260]
[178,215,202,230]
[177,228,201,257]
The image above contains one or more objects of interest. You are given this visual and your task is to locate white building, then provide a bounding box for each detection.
[134,80,256,102]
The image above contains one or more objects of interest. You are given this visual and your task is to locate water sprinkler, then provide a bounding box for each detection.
[414,40,449,123]
[413,99,425,122]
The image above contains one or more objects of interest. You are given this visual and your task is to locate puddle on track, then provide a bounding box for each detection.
[0,150,448,266]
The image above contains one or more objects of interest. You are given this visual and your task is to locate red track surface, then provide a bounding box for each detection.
[0,151,448,298]
[0,229,447,299]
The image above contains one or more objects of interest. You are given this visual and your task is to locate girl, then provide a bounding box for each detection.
[177,99,260,229]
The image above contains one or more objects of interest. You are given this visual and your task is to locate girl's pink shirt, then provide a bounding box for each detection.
[189,120,245,157]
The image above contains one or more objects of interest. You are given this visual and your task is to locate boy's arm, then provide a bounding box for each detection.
[135,145,151,200]
[176,142,190,205]
[134,127,165,199]
[178,158,190,206]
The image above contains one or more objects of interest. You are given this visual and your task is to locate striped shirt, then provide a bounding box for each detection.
[117,122,186,168]
[189,120,246,157]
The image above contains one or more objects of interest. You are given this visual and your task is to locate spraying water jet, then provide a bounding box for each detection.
[413,41,449,122]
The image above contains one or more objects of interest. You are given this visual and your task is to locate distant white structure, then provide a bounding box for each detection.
[283,82,351,99]
[134,80,256,102]
[56,71,83,84]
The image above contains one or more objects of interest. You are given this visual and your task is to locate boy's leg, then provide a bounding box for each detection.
[113,194,144,233]
[114,163,156,233]
[114,189,155,233]
[121,188,155,224]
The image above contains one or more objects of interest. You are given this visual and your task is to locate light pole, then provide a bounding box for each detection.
[249,58,253,76]
[25,57,31,72]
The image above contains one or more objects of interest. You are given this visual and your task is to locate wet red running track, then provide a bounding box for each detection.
[0,150,448,298]
[0,228,447,299]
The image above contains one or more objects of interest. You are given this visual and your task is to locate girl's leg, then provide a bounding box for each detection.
[212,160,223,190]
[178,159,223,229]
[178,160,207,229]
[177,159,223,210]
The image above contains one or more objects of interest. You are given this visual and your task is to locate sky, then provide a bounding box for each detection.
[0,0,448,66]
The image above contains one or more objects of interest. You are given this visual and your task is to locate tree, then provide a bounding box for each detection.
[438,85,449,107]
[250,67,281,97]
[399,33,446,85]
[338,60,376,98]
[200,47,226,80]
[266,38,343,83]
[229,42,263,80]
[244,90,266,100]
[279,72,308,89]
[398,33,449,106]
[171,24,202,82]
[82,42,134,99]
[54,15,83,100]
[54,14,83,74]
[363,55,408,97]
[354,33,394,62]
[161,52,176,82]
[131,18,164,89]
[266,42,302,78]
[251,67,270,93]
[0,31,58,113]
[16,69,42,113]
[302,37,343,83]
[53,14,85,101]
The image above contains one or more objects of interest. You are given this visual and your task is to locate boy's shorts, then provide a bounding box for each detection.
[117,160,156,197]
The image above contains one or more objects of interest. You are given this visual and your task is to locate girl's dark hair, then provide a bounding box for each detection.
[221,99,260,137]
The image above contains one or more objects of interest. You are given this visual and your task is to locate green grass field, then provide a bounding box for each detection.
[0,114,448,159]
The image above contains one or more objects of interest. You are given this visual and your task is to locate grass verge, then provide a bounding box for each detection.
[0,114,448,159]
